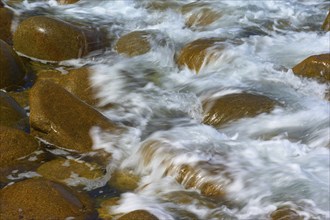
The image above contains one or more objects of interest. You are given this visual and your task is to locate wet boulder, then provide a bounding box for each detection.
[0,40,28,90]
[181,2,221,28]
[115,31,151,57]
[13,16,104,61]
[0,91,28,130]
[108,169,140,192]
[176,38,226,73]
[0,126,39,168]
[292,54,330,82]
[59,67,99,106]
[98,197,120,219]
[37,157,103,186]
[322,11,330,31]
[140,140,229,199]
[29,80,120,153]
[118,210,159,220]
[0,6,14,43]
[0,178,93,219]
[203,93,277,127]
[57,0,80,4]
[270,206,302,220]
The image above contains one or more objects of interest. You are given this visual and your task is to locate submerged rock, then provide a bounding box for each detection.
[0,6,13,44]
[292,53,330,82]
[37,158,103,186]
[118,210,158,220]
[57,0,80,4]
[322,11,330,31]
[29,80,120,153]
[0,126,39,168]
[0,40,28,90]
[176,38,225,73]
[13,16,104,61]
[0,178,94,219]
[181,2,221,28]
[270,206,303,220]
[140,140,230,199]
[0,91,28,131]
[203,93,277,127]
[115,31,152,57]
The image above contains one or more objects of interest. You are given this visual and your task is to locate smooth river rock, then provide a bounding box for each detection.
[0,91,28,131]
[13,16,104,61]
[0,126,39,168]
[181,2,221,28]
[292,53,330,82]
[57,0,80,4]
[203,93,277,127]
[115,31,153,57]
[118,210,159,220]
[37,157,103,186]
[29,80,120,153]
[322,11,330,31]
[0,40,28,90]
[0,6,13,44]
[0,178,93,219]
[176,38,225,73]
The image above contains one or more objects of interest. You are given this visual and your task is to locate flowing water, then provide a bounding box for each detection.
[8,0,330,219]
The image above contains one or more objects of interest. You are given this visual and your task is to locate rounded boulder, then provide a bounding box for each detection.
[13,16,103,61]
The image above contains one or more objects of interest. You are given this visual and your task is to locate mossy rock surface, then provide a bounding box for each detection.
[0,91,28,130]
[0,178,94,219]
[0,126,39,168]
[0,7,13,44]
[203,93,277,127]
[322,11,330,31]
[115,31,152,57]
[0,40,27,90]
[292,53,330,82]
[29,80,120,153]
[37,157,103,185]
[176,38,225,73]
[13,16,104,61]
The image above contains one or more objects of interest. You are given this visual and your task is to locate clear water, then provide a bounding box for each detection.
[8,0,330,219]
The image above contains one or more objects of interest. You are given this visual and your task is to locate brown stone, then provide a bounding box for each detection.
[292,54,330,82]
[108,170,140,192]
[13,16,104,61]
[97,197,120,219]
[57,0,80,4]
[182,3,221,28]
[115,31,152,57]
[0,178,93,219]
[176,38,225,73]
[203,93,277,127]
[271,207,303,220]
[141,140,229,199]
[0,91,28,130]
[0,39,27,90]
[0,126,39,168]
[8,89,30,108]
[0,7,13,44]
[37,158,103,185]
[59,67,98,106]
[322,11,330,31]
[146,1,180,11]
[29,80,120,152]
[118,210,158,220]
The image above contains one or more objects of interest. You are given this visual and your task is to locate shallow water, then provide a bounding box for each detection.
[8,0,330,219]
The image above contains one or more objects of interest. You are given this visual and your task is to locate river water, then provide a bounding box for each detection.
[10,0,330,219]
